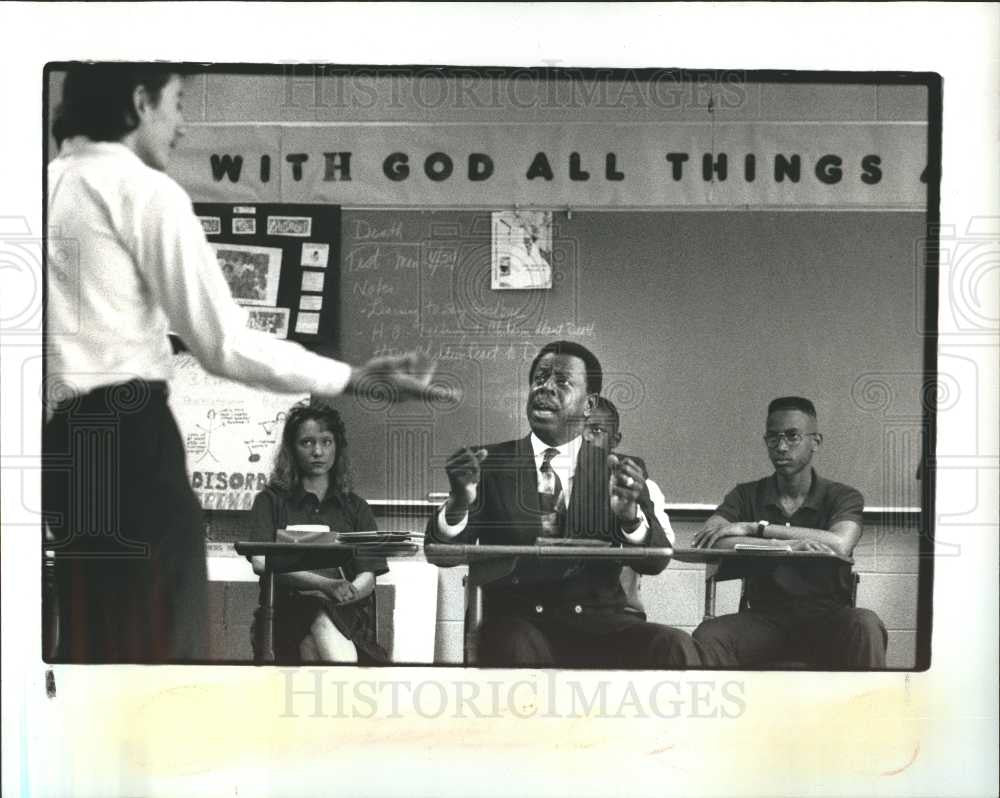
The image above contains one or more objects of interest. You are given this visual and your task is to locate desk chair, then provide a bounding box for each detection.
[703,565,860,619]
[702,564,861,668]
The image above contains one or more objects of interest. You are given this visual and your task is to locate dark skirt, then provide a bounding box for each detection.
[43,380,208,663]
[272,590,388,664]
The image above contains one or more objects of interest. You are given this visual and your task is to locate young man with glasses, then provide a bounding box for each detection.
[691,396,887,668]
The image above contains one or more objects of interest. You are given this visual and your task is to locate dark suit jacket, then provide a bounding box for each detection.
[425,436,670,631]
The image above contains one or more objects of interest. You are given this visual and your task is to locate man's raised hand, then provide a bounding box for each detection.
[608,453,644,521]
[445,447,489,509]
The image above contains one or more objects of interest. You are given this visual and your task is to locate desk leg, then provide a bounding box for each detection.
[463,572,481,666]
[257,568,276,663]
[703,561,720,621]
[43,551,59,660]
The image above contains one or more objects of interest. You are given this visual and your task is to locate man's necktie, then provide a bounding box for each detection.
[538,447,565,537]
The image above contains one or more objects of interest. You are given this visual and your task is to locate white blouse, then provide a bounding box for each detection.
[46,139,351,400]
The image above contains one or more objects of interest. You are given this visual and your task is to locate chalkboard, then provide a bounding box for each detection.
[336,210,926,508]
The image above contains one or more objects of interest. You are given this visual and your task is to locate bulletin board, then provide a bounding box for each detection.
[174,203,340,510]
[193,202,341,351]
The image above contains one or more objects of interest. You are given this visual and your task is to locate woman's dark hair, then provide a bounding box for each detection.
[52,62,183,146]
[268,399,353,496]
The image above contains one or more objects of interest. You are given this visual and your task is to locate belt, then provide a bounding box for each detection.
[50,379,169,414]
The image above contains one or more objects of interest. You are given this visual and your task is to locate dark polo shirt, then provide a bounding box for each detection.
[715,469,864,612]
[248,485,389,579]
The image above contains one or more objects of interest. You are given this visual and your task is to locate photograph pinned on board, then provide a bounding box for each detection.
[232,217,256,235]
[491,210,553,289]
[300,242,329,268]
[300,270,325,293]
[210,243,283,306]
[198,216,221,236]
[267,215,312,237]
[244,306,290,338]
[294,311,321,335]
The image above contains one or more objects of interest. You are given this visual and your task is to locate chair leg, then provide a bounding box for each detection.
[256,570,276,663]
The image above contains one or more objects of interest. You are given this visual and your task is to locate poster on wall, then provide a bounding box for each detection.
[169,353,307,510]
[245,306,290,338]
[210,242,283,306]
[491,210,553,289]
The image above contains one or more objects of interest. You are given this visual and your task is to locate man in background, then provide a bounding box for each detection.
[583,396,676,617]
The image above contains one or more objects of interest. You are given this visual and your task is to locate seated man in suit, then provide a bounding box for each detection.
[426,341,700,668]
[692,396,887,668]
[583,396,675,617]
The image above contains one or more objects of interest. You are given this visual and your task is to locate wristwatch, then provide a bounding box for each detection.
[756,520,771,537]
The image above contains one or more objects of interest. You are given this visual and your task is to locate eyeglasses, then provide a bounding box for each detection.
[763,431,816,448]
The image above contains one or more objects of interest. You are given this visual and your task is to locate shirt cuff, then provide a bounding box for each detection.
[314,359,353,397]
[436,502,468,539]
[621,507,650,544]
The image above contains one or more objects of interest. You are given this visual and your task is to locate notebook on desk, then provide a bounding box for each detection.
[734,543,793,552]
[336,531,411,544]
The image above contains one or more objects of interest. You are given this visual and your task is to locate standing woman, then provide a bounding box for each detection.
[249,401,387,664]
[44,63,449,662]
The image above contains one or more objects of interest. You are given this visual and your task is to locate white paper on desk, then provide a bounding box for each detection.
[300,270,325,293]
[295,311,321,335]
[284,524,331,536]
[299,294,323,311]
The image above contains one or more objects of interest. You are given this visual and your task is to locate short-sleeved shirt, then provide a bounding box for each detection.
[714,469,864,611]
[248,485,388,578]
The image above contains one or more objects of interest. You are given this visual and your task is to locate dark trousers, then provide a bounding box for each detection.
[693,606,887,668]
[43,381,208,663]
[478,613,702,668]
